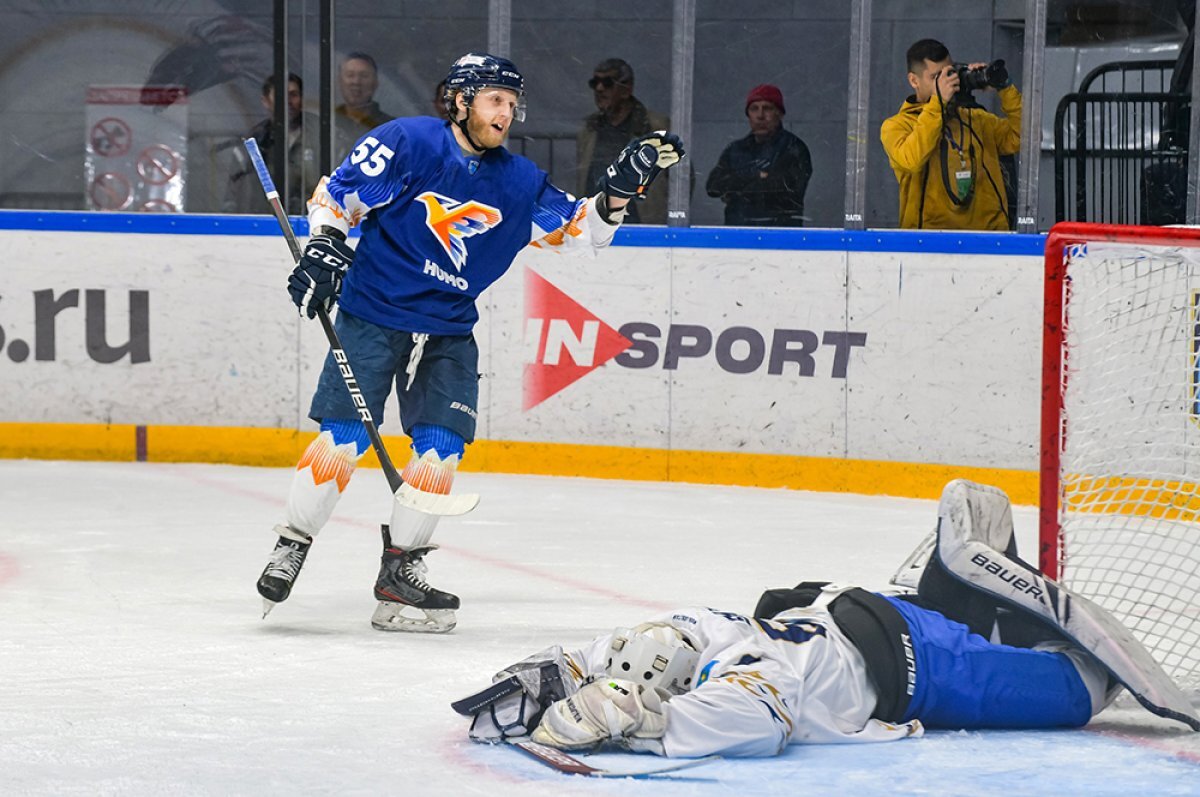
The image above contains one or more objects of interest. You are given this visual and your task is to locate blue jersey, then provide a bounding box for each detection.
[311,117,607,336]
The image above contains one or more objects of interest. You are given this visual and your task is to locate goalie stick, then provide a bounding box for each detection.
[512,740,719,779]
[243,138,478,518]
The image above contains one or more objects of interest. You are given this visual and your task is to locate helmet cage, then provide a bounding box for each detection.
[606,622,701,695]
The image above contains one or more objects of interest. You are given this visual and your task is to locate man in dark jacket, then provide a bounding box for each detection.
[577,58,671,224]
[706,84,812,227]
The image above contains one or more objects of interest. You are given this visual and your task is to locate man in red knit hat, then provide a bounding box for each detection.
[705,83,812,227]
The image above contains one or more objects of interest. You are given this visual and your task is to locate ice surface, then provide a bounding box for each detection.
[0,460,1197,796]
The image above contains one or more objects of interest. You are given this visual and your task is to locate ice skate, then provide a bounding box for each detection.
[257,525,312,617]
[371,524,458,633]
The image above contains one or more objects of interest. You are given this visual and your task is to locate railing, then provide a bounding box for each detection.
[1054,90,1190,225]
[1078,59,1177,93]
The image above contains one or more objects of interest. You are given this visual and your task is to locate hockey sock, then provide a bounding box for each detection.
[285,419,368,536]
[388,424,465,550]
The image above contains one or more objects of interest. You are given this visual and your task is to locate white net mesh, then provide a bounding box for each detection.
[1056,240,1200,690]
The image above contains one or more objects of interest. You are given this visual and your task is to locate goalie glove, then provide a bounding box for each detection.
[288,233,354,319]
[452,646,581,743]
[531,679,668,754]
[600,131,686,201]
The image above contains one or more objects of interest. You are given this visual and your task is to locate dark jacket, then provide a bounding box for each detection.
[225,113,321,214]
[706,128,812,227]
[335,101,395,161]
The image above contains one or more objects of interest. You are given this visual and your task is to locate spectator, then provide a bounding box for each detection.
[335,51,394,156]
[880,39,1021,230]
[705,84,812,227]
[225,72,319,214]
[577,58,670,224]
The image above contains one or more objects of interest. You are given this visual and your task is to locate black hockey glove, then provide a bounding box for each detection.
[600,130,686,201]
[288,233,354,319]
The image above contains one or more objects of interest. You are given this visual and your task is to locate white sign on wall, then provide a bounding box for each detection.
[84,86,189,213]
[0,228,1044,471]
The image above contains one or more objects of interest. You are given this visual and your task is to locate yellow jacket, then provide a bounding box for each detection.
[880,85,1022,230]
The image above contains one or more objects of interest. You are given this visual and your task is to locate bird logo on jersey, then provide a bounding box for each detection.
[416,192,503,271]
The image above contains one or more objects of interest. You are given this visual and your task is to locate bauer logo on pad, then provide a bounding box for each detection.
[522,268,631,410]
[417,192,503,272]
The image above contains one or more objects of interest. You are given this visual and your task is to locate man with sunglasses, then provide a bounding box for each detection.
[255,52,686,634]
[577,58,671,224]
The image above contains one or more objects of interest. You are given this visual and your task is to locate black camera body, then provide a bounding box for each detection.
[948,59,1007,110]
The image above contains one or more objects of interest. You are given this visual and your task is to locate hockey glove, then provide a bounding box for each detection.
[452,646,581,743]
[531,679,668,753]
[288,234,354,319]
[600,131,686,201]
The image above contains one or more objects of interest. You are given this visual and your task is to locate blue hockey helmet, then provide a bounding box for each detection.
[443,52,526,122]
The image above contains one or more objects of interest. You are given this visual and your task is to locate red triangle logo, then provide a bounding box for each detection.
[523,268,631,410]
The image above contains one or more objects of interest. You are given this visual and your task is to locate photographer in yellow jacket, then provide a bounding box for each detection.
[881,39,1021,230]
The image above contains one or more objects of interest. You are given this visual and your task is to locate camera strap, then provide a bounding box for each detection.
[938,119,975,207]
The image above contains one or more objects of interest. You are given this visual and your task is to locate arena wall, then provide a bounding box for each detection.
[0,212,1046,502]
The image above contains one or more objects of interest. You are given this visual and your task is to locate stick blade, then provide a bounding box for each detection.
[511,740,719,779]
[395,483,479,516]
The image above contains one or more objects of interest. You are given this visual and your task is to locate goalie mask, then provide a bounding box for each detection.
[606,622,701,695]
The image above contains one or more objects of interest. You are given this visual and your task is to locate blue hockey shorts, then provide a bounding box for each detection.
[885,596,1093,729]
[308,310,480,443]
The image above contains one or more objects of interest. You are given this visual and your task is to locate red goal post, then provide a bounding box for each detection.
[1041,222,1200,689]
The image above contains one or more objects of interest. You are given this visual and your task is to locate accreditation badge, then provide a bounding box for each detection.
[955,169,973,199]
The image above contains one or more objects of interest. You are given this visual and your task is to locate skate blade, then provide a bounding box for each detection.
[261,598,278,619]
[370,602,456,634]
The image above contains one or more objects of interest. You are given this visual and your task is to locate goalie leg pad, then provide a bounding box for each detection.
[932,479,1200,731]
[286,427,365,535]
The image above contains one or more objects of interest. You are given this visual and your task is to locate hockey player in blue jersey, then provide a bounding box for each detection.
[255,52,686,633]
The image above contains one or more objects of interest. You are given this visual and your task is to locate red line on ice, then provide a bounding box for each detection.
[1089,727,1200,765]
[177,466,671,612]
[0,552,19,588]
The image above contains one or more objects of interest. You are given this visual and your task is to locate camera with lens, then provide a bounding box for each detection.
[947,59,1008,110]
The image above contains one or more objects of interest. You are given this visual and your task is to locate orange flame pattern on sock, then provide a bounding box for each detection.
[296,432,359,492]
[401,452,457,495]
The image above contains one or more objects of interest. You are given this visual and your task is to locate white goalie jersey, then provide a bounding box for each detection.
[565,605,923,758]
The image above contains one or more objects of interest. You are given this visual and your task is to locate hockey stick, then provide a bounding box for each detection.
[512,740,719,779]
[243,138,478,516]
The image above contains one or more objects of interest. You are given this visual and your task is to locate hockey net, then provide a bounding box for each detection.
[1041,223,1200,692]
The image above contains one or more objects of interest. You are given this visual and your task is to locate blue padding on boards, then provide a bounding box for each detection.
[411,423,465,459]
[320,418,370,456]
[0,210,1042,255]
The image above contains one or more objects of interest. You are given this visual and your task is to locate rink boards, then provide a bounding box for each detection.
[0,212,1045,501]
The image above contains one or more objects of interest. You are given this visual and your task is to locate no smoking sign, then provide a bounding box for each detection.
[89,117,132,157]
[136,145,181,185]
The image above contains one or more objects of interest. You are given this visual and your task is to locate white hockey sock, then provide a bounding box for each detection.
[285,431,364,536]
[1037,642,1117,716]
[388,449,459,550]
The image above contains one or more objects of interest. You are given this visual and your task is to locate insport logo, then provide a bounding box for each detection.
[522,269,867,411]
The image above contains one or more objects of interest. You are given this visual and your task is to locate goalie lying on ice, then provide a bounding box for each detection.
[452,479,1198,758]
